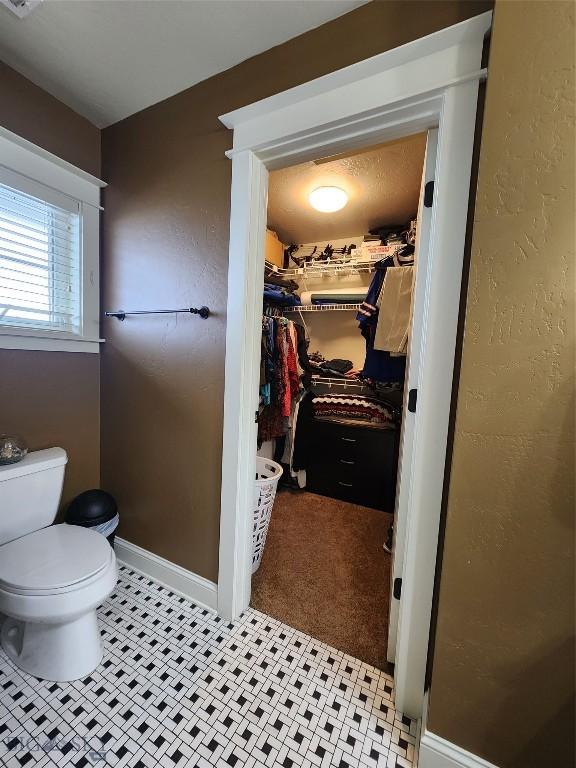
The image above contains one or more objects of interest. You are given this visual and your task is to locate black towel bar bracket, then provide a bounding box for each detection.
[105,306,210,321]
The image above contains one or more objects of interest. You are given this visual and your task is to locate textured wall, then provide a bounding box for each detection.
[101,0,492,581]
[427,2,575,766]
[0,62,101,507]
[0,351,101,509]
[0,61,101,177]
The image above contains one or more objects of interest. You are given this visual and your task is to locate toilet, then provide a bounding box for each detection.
[0,448,117,682]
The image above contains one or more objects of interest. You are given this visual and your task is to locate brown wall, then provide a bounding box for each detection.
[427,2,575,766]
[101,0,492,583]
[0,61,100,177]
[0,62,101,506]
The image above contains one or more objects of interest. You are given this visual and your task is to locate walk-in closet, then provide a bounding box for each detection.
[251,134,427,670]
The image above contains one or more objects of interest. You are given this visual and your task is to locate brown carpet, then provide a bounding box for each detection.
[251,489,393,670]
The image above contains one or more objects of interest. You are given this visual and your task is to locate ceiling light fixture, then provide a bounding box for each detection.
[308,186,348,213]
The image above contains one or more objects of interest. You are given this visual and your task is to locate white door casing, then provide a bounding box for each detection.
[393,79,482,716]
[387,127,438,664]
[217,11,491,722]
[218,150,269,618]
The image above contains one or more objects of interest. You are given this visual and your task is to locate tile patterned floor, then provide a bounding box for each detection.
[0,565,416,768]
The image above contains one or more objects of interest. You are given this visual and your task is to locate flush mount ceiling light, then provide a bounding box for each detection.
[308,186,348,213]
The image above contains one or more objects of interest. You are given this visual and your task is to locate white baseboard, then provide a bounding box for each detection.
[114,536,218,613]
[419,731,500,768]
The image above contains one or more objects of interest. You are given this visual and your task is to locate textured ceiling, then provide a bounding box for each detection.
[0,0,367,128]
[267,133,427,244]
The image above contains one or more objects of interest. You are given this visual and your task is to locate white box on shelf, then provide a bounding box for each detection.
[359,243,399,261]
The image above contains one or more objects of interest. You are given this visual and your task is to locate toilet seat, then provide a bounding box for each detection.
[0,524,112,596]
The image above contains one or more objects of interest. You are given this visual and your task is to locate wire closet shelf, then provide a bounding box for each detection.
[310,377,371,391]
[265,254,383,279]
[284,303,361,313]
[266,256,375,389]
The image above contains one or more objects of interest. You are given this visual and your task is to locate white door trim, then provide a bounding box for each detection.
[392,78,483,717]
[387,127,439,664]
[217,11,491,722]
[218,150,269,618]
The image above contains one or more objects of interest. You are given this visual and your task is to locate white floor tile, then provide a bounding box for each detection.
[0,565,415,768]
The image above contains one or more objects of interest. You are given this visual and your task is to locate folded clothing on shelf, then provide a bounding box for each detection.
[321,358,353,374]
[264,270,300,293]
[264,284,302,306]
[312,393,397,426]
[309,353,357,379]
[368,221,414,245]
[359,378,404,405]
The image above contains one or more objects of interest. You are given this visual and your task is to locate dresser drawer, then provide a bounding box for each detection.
[307,419,398,511]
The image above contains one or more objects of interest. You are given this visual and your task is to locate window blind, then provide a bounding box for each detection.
[0,182,81,335]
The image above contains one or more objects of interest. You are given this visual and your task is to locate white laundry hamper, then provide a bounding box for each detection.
[252,457,283,573]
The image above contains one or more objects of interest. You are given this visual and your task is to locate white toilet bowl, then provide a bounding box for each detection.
[0,524,117,681]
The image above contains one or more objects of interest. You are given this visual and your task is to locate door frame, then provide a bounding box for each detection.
[387,127,438,666]
[217,12,491,721]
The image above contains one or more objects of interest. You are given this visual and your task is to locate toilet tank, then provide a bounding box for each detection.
[0,447,67,546]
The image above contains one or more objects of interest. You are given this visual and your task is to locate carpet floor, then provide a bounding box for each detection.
[251,489,393,670]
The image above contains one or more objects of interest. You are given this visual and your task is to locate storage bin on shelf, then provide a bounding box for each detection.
[252,458,283,573]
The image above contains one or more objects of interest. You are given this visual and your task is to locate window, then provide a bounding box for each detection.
[0,182,81,335]
[0,130,103,353]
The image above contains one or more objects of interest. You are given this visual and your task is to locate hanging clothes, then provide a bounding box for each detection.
[356,246,414,384]
[294,323,312,388]
[292,391,315,472]
[280,390,308,488]
[258,313,312,445]
[357,261,387,328]
[286,323,300,402]
[277,319,291,419]
[260,316,275,406]
[373,265,415,354]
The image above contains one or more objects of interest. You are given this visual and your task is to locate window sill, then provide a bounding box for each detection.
[0,332,104,354]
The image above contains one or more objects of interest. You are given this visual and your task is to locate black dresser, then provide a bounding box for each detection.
[306,418,399,511]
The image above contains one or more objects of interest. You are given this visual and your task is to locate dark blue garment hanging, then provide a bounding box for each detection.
[356,248,414,384]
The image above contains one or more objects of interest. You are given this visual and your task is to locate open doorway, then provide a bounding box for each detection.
[217,11,491,720]
[251,134,427,672]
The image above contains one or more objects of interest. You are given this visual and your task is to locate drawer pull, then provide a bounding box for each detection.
[338,481,354,487]
[339,459,355,465]
[341,437,356,443]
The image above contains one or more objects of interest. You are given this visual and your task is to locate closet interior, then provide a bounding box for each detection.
[251,134,427,670]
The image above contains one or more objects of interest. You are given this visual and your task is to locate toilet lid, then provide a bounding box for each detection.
[0,524,112,593]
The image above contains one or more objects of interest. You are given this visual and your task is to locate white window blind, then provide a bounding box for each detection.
[0,180,82,336]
